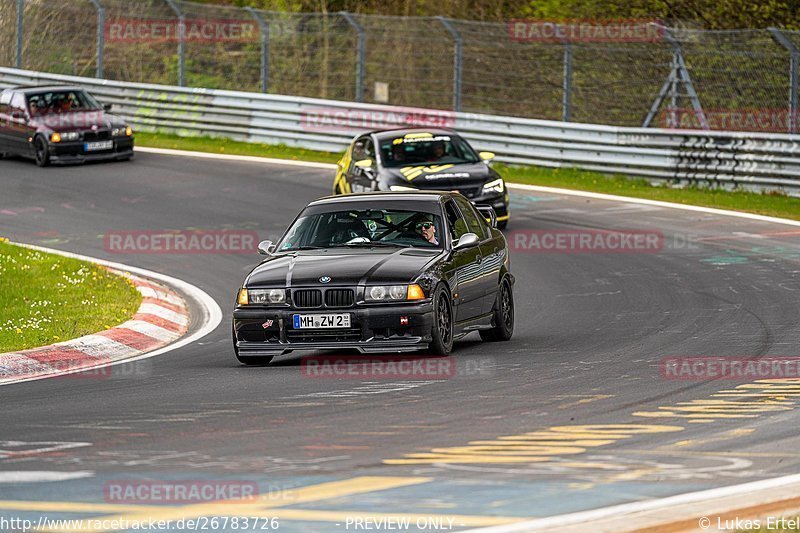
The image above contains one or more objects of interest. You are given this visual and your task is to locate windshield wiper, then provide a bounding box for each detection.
[342,241,411,248]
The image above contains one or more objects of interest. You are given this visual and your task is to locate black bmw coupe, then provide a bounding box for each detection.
[233,191,514,365]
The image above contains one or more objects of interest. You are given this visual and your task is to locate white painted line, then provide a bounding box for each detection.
[4,243,223,387]
[136,145,800,229]
[507,183,800,228]
[0,471,94,483]
[467,472,800,532]
[136,146,338,170]
[137,302,189,326]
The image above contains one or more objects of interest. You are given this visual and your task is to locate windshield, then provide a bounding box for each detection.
[277,209,444,251]
[379,133,480,168]
[26,90,102,116]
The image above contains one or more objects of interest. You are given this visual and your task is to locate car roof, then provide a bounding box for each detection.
[371,127,458,141]
[309,191,456,207]
[6,85,85,94]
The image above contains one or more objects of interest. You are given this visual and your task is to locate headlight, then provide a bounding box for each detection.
[390,185,417,192]
[482,178,505,194]
[237,288,286,305]
[51,132,79,142]
[112,126,131,137]
[365,284,425,301]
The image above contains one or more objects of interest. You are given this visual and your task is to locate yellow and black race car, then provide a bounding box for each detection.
[332,128,510,229]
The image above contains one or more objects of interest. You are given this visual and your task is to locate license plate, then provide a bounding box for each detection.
[293,313,351,329]
[84,140,113,152]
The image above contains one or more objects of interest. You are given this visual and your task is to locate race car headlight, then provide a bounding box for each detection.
[482,178,505,194]
[52,132,80,142]
[390,185,417,192]
[112,126,132,137]
[365,284,425,301]
[238,288,285,305]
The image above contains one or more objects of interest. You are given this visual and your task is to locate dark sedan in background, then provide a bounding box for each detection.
[332,128,511,228]
[233,191,514,365]
[0,85,134,166]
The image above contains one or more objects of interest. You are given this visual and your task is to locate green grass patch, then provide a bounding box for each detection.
[0,240,142,353]
[134,131,800,223]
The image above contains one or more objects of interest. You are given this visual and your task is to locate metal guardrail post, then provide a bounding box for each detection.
[164,0,185,87]
[769,27,799,134]
[562,43,573,122]
[87,0,105,79]
[245,8,270,93]
[436,16,462,112]
[340,12,365,103]
[15,0,23,68]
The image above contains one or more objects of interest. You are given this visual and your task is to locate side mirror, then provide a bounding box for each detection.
[257,239,276,256]
[479,151,495,162]
[454,233,480,250]
[103,103,113,112]
[476,206,498,228]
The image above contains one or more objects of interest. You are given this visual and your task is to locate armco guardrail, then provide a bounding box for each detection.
[2,67,800,192]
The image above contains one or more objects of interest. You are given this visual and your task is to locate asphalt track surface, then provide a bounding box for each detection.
[1,151,800,532]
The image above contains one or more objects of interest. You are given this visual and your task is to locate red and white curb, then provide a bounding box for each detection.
[0,270,188,384]
[0,243,222,386]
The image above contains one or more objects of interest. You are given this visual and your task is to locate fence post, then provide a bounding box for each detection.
[769,27,798,134]
[15,0,23,68]
[340,12,365,103]
[88,0,105,78]
[562,43,573,122]
[164,0,185,87]
[245,7,270,93]
[436,16,462,112]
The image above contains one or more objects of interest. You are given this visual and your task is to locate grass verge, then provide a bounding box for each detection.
[135,131,800,223]
[0,240,142,353]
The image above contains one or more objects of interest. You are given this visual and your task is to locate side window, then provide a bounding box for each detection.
[0,91,10,114]
[454,197,488,239]
[10,93,25,113]
[444,200,469,241]
[351,135,371,163]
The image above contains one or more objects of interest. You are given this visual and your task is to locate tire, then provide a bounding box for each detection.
[34,136,50,167]
[480,277,514,342]
[429,285,454,355]
[497,219,508,230]
[232,324,274,366]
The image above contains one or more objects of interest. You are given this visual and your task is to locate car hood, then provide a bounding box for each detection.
[383,162,499,190]
[246,248,441,288]
[32,111,126,132]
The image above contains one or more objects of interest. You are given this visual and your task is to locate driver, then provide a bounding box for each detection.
[430,141,446,160]
[415,215,439,245]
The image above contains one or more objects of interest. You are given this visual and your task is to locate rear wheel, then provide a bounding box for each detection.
[429,285,454,355]
[232,324,274,366]
[34,136,50,167]
[480,277,514,342]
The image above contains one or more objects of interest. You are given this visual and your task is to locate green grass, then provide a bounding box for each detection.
[135,131,800,223]
[0,240,142,353]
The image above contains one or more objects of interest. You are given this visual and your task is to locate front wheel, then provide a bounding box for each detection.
[34,136,50,167]
[480,277,514,342]
[429,285,454,355]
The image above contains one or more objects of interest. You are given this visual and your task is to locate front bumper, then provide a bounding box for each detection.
[47,137,134,164]
[233,301,434,356]
[472,191,510,220]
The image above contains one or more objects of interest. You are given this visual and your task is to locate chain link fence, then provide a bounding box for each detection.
[1,0,798,132]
